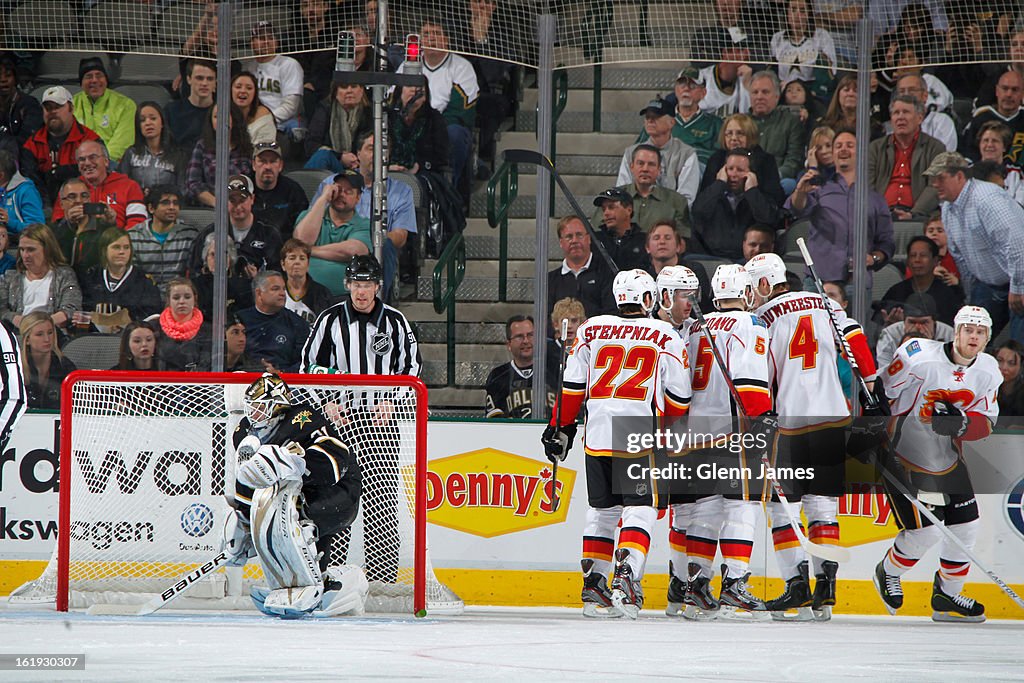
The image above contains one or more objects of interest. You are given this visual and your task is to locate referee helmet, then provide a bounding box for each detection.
[347,254,382,283]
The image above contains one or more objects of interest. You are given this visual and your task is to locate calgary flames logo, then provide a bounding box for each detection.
[919,388,975,422]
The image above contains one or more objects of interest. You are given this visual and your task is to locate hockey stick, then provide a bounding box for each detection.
[501,149,619,274]
[795,238,1023,608]
[689,297,850,564]
[550,318,570,512]
[86,551,232,616]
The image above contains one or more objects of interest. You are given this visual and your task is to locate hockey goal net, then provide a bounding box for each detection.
[9,371,462,616]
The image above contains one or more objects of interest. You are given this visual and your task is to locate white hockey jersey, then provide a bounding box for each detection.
[755,291,876,431]
[557,314,692,457]
[882,338,1001,475]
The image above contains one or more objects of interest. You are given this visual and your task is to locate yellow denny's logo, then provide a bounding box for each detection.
[424,449,576,537]
[836,482,899,545]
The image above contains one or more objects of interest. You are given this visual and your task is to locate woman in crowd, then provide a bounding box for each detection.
[819,74,884,140]
[191,233,253,320]
[19,311,76,409]
[113,320,162,371]
[304,81,372,173]
[997,340,1024,418]
[118,101,188,197]
[698,113,785,208]
[794,125,836,188]
[973,121,1024,206]
[0,223,80,331]
[280,238,333,323]
[186,104,254,207]
[231,70,276,146]
[389,82,449,174]
[80,228,163,326]
[781,78,825,140]
[157,277,211,371]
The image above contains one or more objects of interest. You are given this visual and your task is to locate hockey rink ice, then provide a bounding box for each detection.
[2,604,1022,681]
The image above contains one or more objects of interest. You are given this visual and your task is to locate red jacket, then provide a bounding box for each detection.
[23,121,101,200]
[51,171,147,229]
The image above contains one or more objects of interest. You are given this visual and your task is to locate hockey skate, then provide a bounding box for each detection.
[931,572,985,623]
[683,562,719,621]
[766,561,813,621]
[872,561,903,615]
[609,548,643,620]
[718,564,768,621]
[665,562,688,617]
[581,559,621,619]
[811,561,838,622]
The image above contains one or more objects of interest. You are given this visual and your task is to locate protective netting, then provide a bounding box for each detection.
[8,372,462,615]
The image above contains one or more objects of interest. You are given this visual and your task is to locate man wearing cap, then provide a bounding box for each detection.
[293,169,372,297]
[23,85,101,202]
[49,139,146,230]
[243,22,304,139]
[607,144,691,234]
[664,67,723,170]
[619,98,699,204]
[72,57,136,162]
[251,141,308,239]
[875,292,954,369]
[590,187,650,271]
[697,45,753,118]
[165,59,216,152]
[881,235,964,326]
[927,150,1024,343]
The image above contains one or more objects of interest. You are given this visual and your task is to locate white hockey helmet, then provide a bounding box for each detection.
[711,264,754,308]
[244,372,293,430]
[656,265,700,312]
[744,253,788,291]
[954,305,993,341]
[613,268,657,313]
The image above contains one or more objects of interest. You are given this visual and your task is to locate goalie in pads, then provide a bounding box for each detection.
[222,373,367,618]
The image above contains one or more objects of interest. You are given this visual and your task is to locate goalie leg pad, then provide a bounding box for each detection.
[250,482,323,613]
[313,565,370,617]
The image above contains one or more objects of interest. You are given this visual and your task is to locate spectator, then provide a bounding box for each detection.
[961,70,1024,163]
[692,147,784,259]
[50,177,106,277]
[881,236,964,326]
[591,187,649,270]
[644,219,713,311]
[668,67,723,170]
[874,292,953,369]
[236,271,311,373]
[972,122,1024,206]
[799,125,836,183]
[23,86,101,202]
[51,139,147,230]
[908,211,960,286]
[186,105,254,208]
[291,3,349,119]
[192,234,253,319]
[622,98,699,204]
[691,0,771,64]
[178,3,220,93]
[609,144,691,234]
[547,215,615,319]
[996,340,1024,417]
[975,28,1024,109]
[72,57,136,162]
[0,223,80,330]
[224,313,262,372]
[867,94,944,220]
[243,22,305,147]
[251,141,308,239]
[699,113,786,209]
[741,224,775,260]
[0,225,13,275]
[697,45,753,118]
[304,81,371,172]
[293,169,372,296]
[893,73,957,152]
[165,59,216,152]
[231,71,276,146]
[157,277,211,372]
[927,151,1024,342]
[788,128,893,286]
[189,175,282,278]
[936,7,1003,99]
[388,82,449,174]
[128,185,198,294]
[114,320,163,371]
[0,52,42,171]
[19,311,76,410]
[819,74,884,141]
[80,227,163,325]
[771,0,838,101]
[0,149,43,235]
[780,78,825,140]
[548,296,585,376]
[747,70,806,191]
[484,314,555,419]
[821,279,855,398]
[118,102,188,198]
[279,238,333,323]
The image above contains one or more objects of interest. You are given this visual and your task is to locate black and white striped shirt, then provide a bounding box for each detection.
[302,298,421,379]
[0,323,26,448]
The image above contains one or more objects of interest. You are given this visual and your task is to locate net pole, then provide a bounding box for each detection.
[210,0,234,372]
[850,17,872,366]
[531,13,556,419]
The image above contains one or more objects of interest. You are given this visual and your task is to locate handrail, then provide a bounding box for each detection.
[431,231,466,387]
[486,158,519,302]
[548,67,568,216]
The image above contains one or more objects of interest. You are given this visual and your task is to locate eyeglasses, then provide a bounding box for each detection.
[509,332,534,342]
[76,153,103,163]
[61,191,91,202]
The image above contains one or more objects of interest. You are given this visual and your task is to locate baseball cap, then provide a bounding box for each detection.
[41,86,73,106]
[332,168,364,191]
[251,20,275,38]
[639,97,674,118]
[593,187,633,207]
[227,174,254,197]
[252,141,283,160]
[923,152,969,177]
[902,292,938,319]
[675,66,702,84]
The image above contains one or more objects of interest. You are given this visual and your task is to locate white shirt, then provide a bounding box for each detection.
[697,65,750,118]
[21,273,52,315]
[243,55,304,129]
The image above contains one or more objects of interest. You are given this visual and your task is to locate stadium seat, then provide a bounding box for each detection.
[116,51,180,85]
[177,207,215,229]
[35,50,110,85]
[891,220,925,263]
[9,1,79,49]
[871,263,903,303]
[61,334,122,371]
[153,1,205,51]
[781,217,810,256]
[230,3,294,53]
[116,84,171,109]
[82,0,153,52]
[286,169,332,200]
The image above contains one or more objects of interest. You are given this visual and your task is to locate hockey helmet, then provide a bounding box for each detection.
[613,268,657,313]
[244,372,293,430]
[711,264,754,308]
[346,254,383,283]
[656,265,700,312]
[954,305,993,341]
[744,253,787,290]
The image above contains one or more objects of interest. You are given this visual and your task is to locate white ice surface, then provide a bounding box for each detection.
[2,603,1023,682]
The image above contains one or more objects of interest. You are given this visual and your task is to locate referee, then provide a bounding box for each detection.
[0,321,26,451]
[301,254,420,584]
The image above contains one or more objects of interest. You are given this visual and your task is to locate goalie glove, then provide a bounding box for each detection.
[541,423,577,464]
[237,444,308,490]
[930,400,968,437]
[220,508,255,567]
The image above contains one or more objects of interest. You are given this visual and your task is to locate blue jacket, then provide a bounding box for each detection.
[236,306,311,373]
[1,172,45,235]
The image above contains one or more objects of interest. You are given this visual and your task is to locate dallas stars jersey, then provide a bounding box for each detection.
[755,291,876,431]
[554,314,692,456]
[882,338,1001,475]
[484,361,556,419]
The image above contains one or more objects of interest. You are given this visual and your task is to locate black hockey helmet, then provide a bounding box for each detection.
[347,254,382,283]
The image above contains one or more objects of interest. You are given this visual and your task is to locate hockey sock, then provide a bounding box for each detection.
[803,494,840,576]
[582,506,622,578]
[883,526,943,576]
[768,499,806,580]
[719,498,757,577]
[937,519,979,596]
[685,495,722,578]
[618,506,657,579]
[669,503,693,581]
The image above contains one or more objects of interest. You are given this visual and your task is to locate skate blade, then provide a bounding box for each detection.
[665,601,685,617]
[682,604,719,621]
[811,606,832,622]
[770,606,814,622]
[872,575,899,616]
[718,605,770,622]
[610,589,640,620]
[931,610,985,624]
[582,602,623,619]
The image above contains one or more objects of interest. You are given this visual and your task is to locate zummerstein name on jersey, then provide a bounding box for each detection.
[582,323,673,349]
[757,294,829,326]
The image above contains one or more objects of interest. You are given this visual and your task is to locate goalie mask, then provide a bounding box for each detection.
[613,268,657,314]
[244,373,293,430]
[711,264,755,309]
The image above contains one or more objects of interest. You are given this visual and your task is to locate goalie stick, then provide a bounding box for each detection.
[550,318,570,512]
[795,238,1024,610]
[688,296,850,564]
[86,551,232,616]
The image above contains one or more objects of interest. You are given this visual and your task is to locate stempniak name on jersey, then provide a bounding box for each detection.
[758,294,829,326]
[582,323,673,349]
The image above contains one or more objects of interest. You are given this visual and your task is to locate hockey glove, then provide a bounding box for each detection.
[236,434,262,462]
[220,508,255,567]
[930,400,968,437]
[541,423,577,463]
[237,444,308,490]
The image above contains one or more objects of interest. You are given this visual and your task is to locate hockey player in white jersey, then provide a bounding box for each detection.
[656,265,699,333]
[542,269,692,619]
[873,306,1001,623]
[745,253,878,620]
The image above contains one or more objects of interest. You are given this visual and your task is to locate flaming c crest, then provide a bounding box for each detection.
[919,388,975,421]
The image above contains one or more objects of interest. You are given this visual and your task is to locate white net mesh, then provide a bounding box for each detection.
[9,372,462,616]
